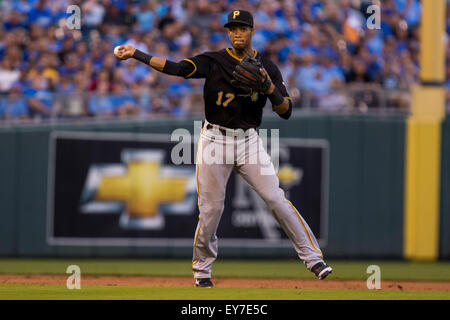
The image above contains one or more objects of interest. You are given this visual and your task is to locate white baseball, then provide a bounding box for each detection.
[114,46,122,59]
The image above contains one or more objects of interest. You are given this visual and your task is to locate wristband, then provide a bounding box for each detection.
[267,86,284,106]
[133,49,152,65]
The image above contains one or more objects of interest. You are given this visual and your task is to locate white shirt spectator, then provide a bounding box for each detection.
[82,0,105,27]
[171,0,187,23]
[0,67,20,92]
[125,37,148,56]
[175,31,192,48]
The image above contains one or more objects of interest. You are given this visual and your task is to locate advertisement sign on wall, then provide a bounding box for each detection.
[47,131,328,247]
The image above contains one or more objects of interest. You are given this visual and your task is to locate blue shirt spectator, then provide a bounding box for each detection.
[395,0,408,13]
[83,0,106,27]
[167,80,192,98]
[12,0,35,15]
[109,83,140,116]
[136,6,156,32]
[0,96,28,119]
[0,98,6,119]
[322,65,345,84]
[296,62,320,91]
[23,78,53,118]
[365,31,384,55]
[252,30,270,52]
[3,10,27,31]
[27,1,53,28]
[88,92,115,116]
[405,0,421,27]
[25,89,52,108]
[110,93,136,110]
[254,9,270,26]
[380,18,395,38]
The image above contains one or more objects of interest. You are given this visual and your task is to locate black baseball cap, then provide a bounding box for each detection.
[224,10,254,28]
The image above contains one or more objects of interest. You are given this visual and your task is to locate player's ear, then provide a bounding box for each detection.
[251,28,255,36]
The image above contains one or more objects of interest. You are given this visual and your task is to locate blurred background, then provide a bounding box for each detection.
[0,0,447,122]
[0,0,449,262]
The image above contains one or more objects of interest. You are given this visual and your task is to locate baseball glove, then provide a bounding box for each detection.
[231,56,272,94]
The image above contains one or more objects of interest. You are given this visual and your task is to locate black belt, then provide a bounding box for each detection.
[206,124,227,135]
[206,123,256,135]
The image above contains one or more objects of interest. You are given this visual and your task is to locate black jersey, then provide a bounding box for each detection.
[183,48,291,130]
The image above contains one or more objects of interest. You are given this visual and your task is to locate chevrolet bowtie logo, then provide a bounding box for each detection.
[80,149,196,230]
[97,161,188,215]
[277,164,303,189]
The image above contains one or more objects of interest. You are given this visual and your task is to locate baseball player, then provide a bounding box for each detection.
[114,10,332,288]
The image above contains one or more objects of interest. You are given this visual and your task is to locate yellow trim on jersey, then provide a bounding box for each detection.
[226,48,240,61]
[285,198,323,257]
[285,97,292,100]
[183,58,197,78]
[226,48,258,61]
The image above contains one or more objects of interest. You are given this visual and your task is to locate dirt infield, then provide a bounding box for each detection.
[1,274,449,291]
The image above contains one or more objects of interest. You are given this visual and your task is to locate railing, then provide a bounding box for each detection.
[290,83,412,115]
[1,84,448,126]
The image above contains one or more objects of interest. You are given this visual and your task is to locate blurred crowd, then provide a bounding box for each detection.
[0,0,448,122]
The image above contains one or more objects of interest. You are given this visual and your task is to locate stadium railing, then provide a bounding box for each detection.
[0,84,448,126]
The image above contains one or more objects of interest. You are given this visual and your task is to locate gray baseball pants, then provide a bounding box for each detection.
[192,120,325,279]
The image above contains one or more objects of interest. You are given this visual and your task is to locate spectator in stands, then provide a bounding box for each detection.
[110,81,139,117]
[295,52,318,92]
[88,81,115,117]
[117,58,150,86]
[27,0,54,28]
[24,77,53,118]
[346,58,373,84]
[90,68,113,92]
[3,9,27,31]
[82,0,106,30]
[0,0,446,120]
[60,72,90,117]
[0,57,20,95]
[149,95,171,115]
[135,1,157,33]
[0,84,29,120]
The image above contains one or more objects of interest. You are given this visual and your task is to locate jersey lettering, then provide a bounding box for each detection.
[216,91,235,107]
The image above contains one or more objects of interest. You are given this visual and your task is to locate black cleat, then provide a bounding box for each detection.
[195,278,214,288]
[311,262,333,280]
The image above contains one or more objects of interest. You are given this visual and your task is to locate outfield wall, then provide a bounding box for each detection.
[0,114,447,259]
[441,116,450,259]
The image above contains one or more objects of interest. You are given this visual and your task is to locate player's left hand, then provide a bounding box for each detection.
[231,56,272,94]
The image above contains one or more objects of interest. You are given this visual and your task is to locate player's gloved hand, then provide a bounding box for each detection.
[231,56,272,94]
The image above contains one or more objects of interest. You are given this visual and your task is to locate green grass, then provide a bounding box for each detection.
[1,259,449,300]
[0,258,449,281]
[1,284,449,300]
